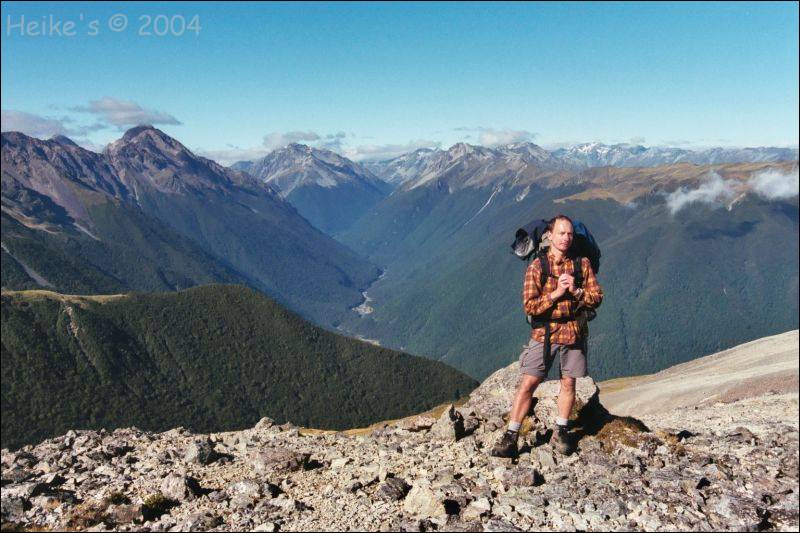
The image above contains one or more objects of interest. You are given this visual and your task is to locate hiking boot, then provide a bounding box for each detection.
[550,425,571,455]
[490,430,519,458]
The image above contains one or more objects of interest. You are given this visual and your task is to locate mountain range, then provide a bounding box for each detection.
[232,144,392,234]
[365,142,798,187]
[2,127,379,328]
[337,153,799,380]
[3,125,798,386]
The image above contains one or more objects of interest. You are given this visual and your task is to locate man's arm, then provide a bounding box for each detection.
[576,257,603,309]
[523,258,556,316]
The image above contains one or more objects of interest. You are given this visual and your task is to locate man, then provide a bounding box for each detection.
[491,215,603,457]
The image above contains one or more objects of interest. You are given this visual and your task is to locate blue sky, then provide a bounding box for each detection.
[2,1,798,163]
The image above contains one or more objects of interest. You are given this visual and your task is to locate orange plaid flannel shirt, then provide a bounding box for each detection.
[523,250,603,345]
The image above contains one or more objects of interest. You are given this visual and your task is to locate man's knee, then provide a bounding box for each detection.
[560,376,576,393]
[518,375,542,394]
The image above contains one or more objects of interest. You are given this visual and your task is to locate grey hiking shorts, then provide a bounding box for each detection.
[519,338,587,378]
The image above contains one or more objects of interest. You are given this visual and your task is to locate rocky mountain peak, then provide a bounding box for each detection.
[284,143,313,154]
[102,126,263,196]
[49,135,80,148]
[108,125,187,157]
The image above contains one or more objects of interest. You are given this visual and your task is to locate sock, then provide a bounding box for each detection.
[555,417,569,428]
[508,421,522,432]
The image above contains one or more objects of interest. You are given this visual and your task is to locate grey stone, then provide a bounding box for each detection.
[172,510,222,531]
[403,482,446,519]
[184,438,219,465]
[1,494,29,523]
[249,447,310,473]
[376,477,411,501]
[430,405,466,441]
[160,473,203,501]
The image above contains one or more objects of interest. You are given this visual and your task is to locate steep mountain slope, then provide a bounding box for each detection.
[363,147,441,188]
[338,160,799,380]
[235,144,392,234]
[600,329,798,416]
[2,128,381,327]
[0,284,478,450]
[2,132,256,294]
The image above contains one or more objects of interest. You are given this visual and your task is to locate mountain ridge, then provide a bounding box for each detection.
[0,283,478,451]
[2,127,381,328]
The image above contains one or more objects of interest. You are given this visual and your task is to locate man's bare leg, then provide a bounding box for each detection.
[557,376,576,422]
[491,374,543,457]
[508,374,543,425]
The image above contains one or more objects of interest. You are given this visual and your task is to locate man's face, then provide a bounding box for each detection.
[551,219,574,253]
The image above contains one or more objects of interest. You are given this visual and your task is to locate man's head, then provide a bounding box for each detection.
[547,215,574,254]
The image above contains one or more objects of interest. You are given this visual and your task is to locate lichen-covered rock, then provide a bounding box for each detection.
[159,473,203,501]
[430,404,466,441]
[375,477,411,502]
[184,438,219,465]
[465,364,600,427]
[249,447,310,473]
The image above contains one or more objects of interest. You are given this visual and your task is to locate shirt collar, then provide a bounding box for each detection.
[547,249,569,266]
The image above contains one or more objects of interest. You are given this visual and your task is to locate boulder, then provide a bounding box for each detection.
[403,482,447,520]
[465,363,601,428]
[430,404,466,441]
[376,477,411,502]
[184,438,219,465]
[249,447,310,473]
[160,473,203,502]
[396,415,437,432]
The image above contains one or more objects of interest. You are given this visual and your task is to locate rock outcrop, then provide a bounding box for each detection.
[2,364,798,531]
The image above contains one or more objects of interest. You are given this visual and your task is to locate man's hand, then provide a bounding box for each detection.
[550,275,571,300]
[559,273,576,294]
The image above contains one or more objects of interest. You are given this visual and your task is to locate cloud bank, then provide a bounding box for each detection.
[71,97,181,127]
[665,168,799,215]
[2,109,74,137]
[665,172,737,214]
[749,168,799,200]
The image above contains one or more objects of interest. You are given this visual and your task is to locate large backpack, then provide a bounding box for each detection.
[511,218,601,275]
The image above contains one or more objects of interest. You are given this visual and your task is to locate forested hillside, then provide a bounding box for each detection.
[1,285,477,450]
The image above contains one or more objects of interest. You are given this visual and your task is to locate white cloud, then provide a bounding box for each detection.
[455,126,536,148]
[343,139,441,162]
[749,168,799,200]
[479,128,535,147]
[262,130,322,151]
[665,172,737,215]
[194,145,272,166]
[72,97,181,127]
[1,109,71,137]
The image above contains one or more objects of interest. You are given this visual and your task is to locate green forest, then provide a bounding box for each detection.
[1,284,477,450]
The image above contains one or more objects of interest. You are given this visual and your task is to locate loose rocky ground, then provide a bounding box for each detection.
[2,366,797,532]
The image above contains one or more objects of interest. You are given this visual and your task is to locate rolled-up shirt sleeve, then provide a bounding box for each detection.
[579,257,603,309]
[523,258,555,316]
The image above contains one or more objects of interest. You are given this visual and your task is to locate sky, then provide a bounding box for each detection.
[1,1,798,164]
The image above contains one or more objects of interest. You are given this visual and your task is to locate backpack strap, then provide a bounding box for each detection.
[530,252,552,364]
[572,256,583,288]
[536,251,550,288]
